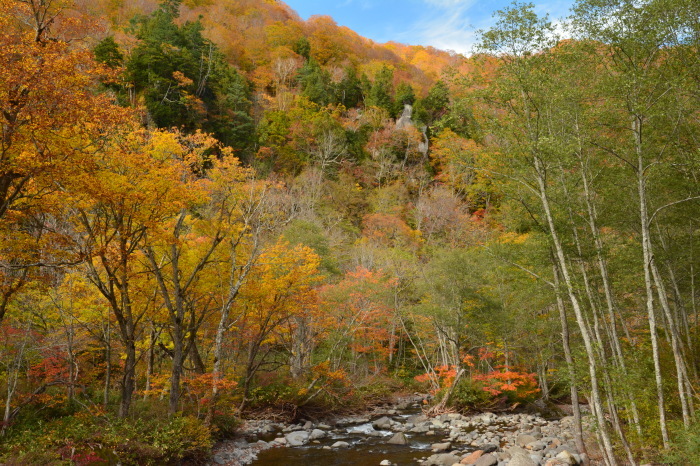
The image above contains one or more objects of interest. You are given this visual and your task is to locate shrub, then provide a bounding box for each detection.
[665,420,700,465]
[450,378,491,410]
[1,412,213,465]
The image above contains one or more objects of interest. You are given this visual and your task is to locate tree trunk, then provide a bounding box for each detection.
[635,115,670,447]
[553,263,587,457]
[119,331,136,418]
[535,156,615,465]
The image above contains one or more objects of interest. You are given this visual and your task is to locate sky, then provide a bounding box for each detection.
[282,0,575,55]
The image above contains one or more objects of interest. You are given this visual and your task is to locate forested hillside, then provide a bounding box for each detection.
[1,0,700,464]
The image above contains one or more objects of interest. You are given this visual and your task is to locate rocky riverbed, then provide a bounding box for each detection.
[209,397,591,466]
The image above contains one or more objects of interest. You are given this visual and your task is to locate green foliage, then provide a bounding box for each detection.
[210,411,242,440]
[334,66,363,108]
[293,36,311,60]
[366,65,394,113]
[93,36,123,68]
[665,420,700,465]
[449,378,491,410]
[298,59,332,105]
[392,82,415,117]
[282,219,339,275]
[414,80,449,128]
[124,0,254,151]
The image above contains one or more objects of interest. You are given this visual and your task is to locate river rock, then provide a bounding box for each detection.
[480,444,498,453]
[545,460,570,466]
[387,433,409,445]
[527,440,546,451]
[380,461,392,466]
[373,416,393,430]
[408,414,429,424]
[331,441,350,448]
[431,442,451,452]
[507,452,537,466]
[555,450,578,464]
[460,450,483,464]
[516,434,538,448]
[473,453,498,466]
[285,431,309,446]
[431,419,446,429]
[422,453,460,466]
[411,425,430,433]
[260,424,275,435]
[309,429,327,440]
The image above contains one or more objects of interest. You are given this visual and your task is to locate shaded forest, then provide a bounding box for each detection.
[1,0,700,463]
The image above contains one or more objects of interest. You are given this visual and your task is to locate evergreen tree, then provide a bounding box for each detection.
[366,65,394,113]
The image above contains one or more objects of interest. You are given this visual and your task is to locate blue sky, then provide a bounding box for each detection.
[283,0,575,54]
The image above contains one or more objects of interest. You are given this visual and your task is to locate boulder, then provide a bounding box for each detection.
[331,441,350,448]
[373,416,393,430]
[422,453,461,466]
[555,450,578,465]
[460,450,483,464]
[411,425,430,433]
[474,453,498,466]
[516,434,538,448]
[480,444,498,454]
[507,452,537,466]
[431,442,451,452]
[309,429,327,440]
[284,431,309,446]
[387,433,409,445]
[526,440,546,451]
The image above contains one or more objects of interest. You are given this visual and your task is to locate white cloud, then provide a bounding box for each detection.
[393,0,573,55]
[393,3,483,55]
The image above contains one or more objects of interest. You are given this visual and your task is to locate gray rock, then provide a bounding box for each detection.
[411,425,431,433]
[309,429,327,440]
[507,452,537,466]
[474,453,498,466]
[516,434,538,448]
[422,453,460,466]
[431,442,451,452]
[431,419,446,429]
[555,450,577,465]
[373,416,393,430]
[480,444,498,453]
[285,430,309,446]
[331,441,350,448]
[526,441,546,451]
[408,414,429,424]
[387,433,409,445]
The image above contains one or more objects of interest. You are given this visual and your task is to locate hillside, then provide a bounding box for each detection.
[1,0,700,464]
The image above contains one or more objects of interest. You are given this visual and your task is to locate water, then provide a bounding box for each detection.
[251,409,452,466]
[252,428,435,465]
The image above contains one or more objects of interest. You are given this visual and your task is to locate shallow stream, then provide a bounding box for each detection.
[251,409,464,466]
